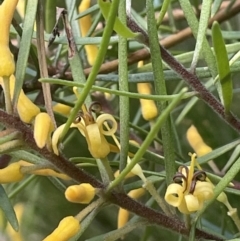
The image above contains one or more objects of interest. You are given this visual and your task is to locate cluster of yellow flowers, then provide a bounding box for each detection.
[1,0,239,239]
[165,153,214,214]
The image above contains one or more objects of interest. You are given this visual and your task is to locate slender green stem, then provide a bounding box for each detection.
[118,0,129,172]
[156,0,171,28]
[0,129,20,145]
[3,76,13,114]
[96,157,115,185]
[146,0,176,185]
[9,175,37,199]
[60,0,120,141]
[36,1,56,128]
[75,198,104,221]
[0,139,23,153]
[40,78,195,101]
[143,180,172,216]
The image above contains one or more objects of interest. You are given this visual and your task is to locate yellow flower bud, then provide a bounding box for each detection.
[0,46,15,77]
[43,216,80,241]
[6,75,40,123]
[118,188,145,228]
[137,83,158,121]
[53,103,71,116]
[186,125,212,156]
[0,0,19,46]
[0,0,19,77]
[0,162,24,183]
[137,61,158,121]
[34,113,54,148]
[127,158,146,182]
[16,92,41,124]
[78,0,98,66]
[65,183,95,204]
[114,169,135,179]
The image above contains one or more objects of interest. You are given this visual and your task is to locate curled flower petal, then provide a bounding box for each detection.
[193,181,214,201]
[85,123,110,158]
[164,183,184,207]
[184,194,201,212]
[177,197,191,214]
[72,121,87,137]
[96,114,117,136]
[52,124,66,155]
[65,183,95,204]
[43,216,80,241]
[34,113,54,149]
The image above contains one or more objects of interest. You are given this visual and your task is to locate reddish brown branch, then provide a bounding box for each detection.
[0,109,223,240]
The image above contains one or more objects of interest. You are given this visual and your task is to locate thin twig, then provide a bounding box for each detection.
[36,1,56,128]
[0,109,223,240]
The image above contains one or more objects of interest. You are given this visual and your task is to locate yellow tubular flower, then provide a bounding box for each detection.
[0,0,18,77]
[65,183,95,204]
[78,0,98,66]
[0,162,24,183]
[34,113,54,149]
[53,103,72,116]
[19,160,71,180]
[114,169,135,179]
[164,153,214,214]
[0,75,40,123]
[118,188,145,228]
[186,125,212,156]
[30,169,71,180]
[52,103,117,158]
[137,61,158,121]
[52,123,66,155]
[186,125,221,174]
[43,216,80,241]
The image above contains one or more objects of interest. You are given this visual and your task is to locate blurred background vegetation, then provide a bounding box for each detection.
[1,0,240,240]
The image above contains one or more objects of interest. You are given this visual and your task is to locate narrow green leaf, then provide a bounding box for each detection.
[13,0,38,110]
[44,0,56,33]
[156,0,171,27]
[0,185,18,231]
[212,21,233,113]
[98,0,137,38]
[75,4,99,19]
[191,0,212,70]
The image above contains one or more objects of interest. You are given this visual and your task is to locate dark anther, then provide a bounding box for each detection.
[89,102,102,114]
[73,111,83,124]
[189,170,207,194]
[173,173,185,185]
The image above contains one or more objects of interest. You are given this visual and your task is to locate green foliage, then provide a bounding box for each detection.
[1,0,240,241]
